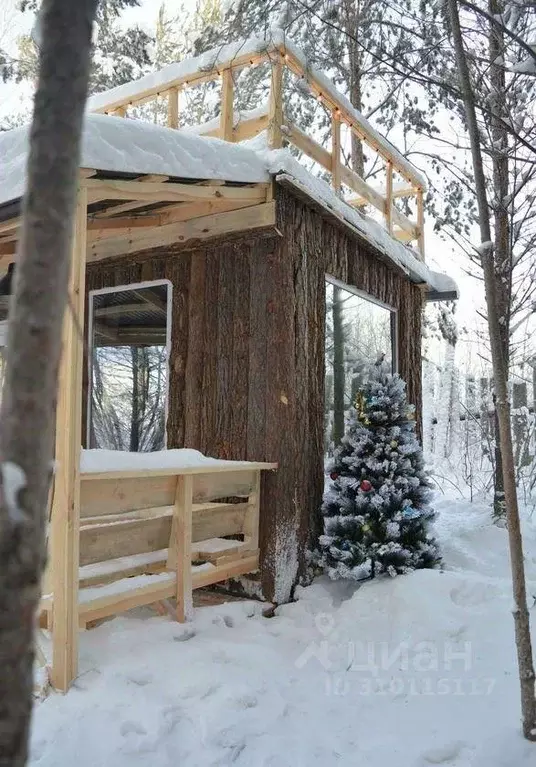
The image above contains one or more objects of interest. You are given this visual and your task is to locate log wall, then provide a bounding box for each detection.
[85,186,423,602]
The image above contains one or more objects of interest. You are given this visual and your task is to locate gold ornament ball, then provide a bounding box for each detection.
[390,440,398,448]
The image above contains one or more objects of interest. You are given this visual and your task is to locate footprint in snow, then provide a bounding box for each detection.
[449,580,499,608]
[173,627,196,642]
[421,740,466,764]
[120,720,147,737]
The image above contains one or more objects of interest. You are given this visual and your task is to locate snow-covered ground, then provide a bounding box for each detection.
[30,495,536,766]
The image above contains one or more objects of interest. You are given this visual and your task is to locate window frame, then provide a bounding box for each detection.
[325,274,398,373]
[86,278,173,451]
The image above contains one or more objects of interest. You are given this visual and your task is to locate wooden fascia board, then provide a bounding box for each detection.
[86,200,277,263]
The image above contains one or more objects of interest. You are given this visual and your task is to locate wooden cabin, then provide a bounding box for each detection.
[0,32,456,691]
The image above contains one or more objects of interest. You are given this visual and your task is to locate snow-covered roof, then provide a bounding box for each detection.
[0,113,270,206]
[87,29,426,191]
[0,115,455,297]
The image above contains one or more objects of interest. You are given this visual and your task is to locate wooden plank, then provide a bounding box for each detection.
[331,112,341,193]
[191,554,259,589]
[171,475,194,622]
[80,475,177,517]
[192,502,247,542]
[50,188,87,691]
[284,120,332,171]
[385,161,393,235]
[87,201,277,263]
[80,514,172,566]
[83,178,267,205]
[78,573,177,623]
[340,164,385,210]
[192,469,256,503]
[268,55,284,149]
[220,69,234,141]
[79,549,168,588]
[88,198,258,252]
[167,86,180,129]
[80,462,277,481]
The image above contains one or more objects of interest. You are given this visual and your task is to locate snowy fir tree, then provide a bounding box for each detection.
[319,363,440,580]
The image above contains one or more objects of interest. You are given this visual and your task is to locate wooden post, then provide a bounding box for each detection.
[416,188,425,258]
[50,187,87,691]
[167,87,180,129]
[268,55,284,149]
[243,472,261,550]
[170,474,193,622]
[385,161,393,235]
[331,112,341,193]
[220,69,234,142]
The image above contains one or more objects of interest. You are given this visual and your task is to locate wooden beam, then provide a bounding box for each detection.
[385,160,393,235]
[168,475,194,622]
[167,86,180,129]
[284,120,332,171]
[84,178,268,205]
[87,215,161,230]
[331,112,341,193]
[91,49,270,114]
[220,69,234,141]
[268,55,284,149]
[87,201,277,262]
[50,187,87,691]
[416,188,425,258]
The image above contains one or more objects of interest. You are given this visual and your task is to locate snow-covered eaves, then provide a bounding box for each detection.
[0,113,270,208]
[263,149,457,299]
[0,115,455,299]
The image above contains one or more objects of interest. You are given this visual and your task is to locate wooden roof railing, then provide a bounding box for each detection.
[88,34,427,259]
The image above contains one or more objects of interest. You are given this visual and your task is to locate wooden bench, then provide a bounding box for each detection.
[41,461,276,627]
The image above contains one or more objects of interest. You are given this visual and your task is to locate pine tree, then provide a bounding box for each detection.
[9,0,153,93]
[319,363,440,580]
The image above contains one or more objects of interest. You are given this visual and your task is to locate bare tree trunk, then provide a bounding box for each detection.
[489,0,512,522]
[130,346,140,451]
[447,0,536,740]
[0,1,97,763]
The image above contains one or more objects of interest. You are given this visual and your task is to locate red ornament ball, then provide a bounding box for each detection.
[360,479,372,492]
[330,471,339,481]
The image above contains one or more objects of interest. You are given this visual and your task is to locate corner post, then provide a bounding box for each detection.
[416,188,425,258]
[50,186,87,691]
[331,111,341,194]
[385,161,393,235]
[220,69,234,141]
[268,53,284,149]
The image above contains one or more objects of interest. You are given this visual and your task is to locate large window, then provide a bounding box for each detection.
[325,278,396,456]
[87,280,171,452]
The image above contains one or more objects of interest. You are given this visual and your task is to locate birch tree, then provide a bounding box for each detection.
[0,0,97,763]
[446,0,536,740]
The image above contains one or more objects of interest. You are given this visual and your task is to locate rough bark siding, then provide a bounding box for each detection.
[84,186,423,602]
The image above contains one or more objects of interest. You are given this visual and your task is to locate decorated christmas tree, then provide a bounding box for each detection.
[319,363,440,580]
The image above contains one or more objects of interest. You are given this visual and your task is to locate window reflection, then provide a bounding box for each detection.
[325,279,395,456]
[88,282,170,452]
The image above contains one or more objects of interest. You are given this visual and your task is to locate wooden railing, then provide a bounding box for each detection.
[89,36,426,258]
